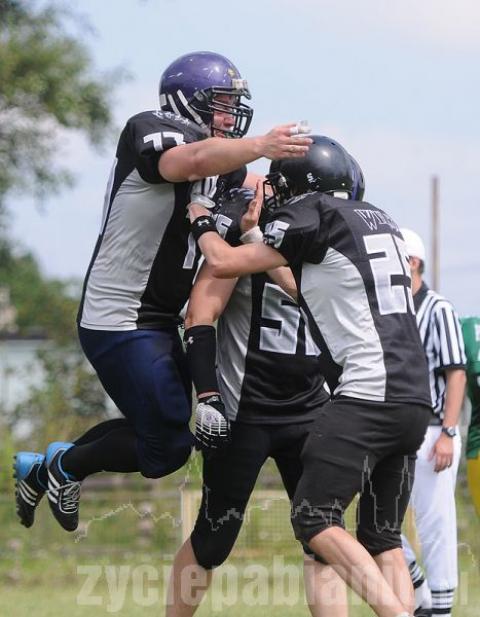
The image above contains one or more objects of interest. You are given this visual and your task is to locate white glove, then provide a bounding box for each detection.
[195,395,231,454]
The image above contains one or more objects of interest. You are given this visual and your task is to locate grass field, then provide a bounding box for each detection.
[0,552,478,617]
[1,459,478,616]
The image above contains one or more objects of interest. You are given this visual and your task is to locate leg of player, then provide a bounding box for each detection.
[303,556,348,617]
[308,528,408,617]
[166,538,213,617]
[357,453,420,615]
[13,418,131,528]
[402,535,432,614]
[292,399,430,617]
[43,328,193,532]
[166,422,269,616]
[373,549,415,615]
[275,429,348,617]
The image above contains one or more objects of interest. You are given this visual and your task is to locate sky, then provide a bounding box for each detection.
[9,0,480,315]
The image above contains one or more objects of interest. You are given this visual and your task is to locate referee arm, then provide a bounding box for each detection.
[430,301,467,472]
[430,368,466,472]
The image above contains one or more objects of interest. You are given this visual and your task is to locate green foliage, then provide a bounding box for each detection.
[0,0,124,206]
[10,342,111,448]
[0,425,16,495]
[0,237,78,341]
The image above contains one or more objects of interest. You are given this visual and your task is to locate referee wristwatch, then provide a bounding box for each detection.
[441,426,457,438]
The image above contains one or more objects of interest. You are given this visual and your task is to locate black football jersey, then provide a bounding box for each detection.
[79,110,228,330]
[213,190,330,423]
[263,193,431,407]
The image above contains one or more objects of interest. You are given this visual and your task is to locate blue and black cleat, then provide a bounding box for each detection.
[13,452,47,528]
[46,442,81,532]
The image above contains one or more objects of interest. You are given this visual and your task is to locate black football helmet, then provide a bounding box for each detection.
[159,51,253,138]
[349,154,365,201]
[264,135,365,209]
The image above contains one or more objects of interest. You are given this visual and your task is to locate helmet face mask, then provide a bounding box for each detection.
[159,52,253,138]
[193,87,252,139]
[266,136,365,208]
[263,172,292,212]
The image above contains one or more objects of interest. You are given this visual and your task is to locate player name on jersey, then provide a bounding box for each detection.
[264,192,431,407]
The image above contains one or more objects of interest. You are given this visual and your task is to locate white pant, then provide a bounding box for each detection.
[402,425,461,590]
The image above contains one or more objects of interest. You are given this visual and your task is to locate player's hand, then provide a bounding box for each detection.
[257,123,312,161]
[429,433,454,472]
[194,395,231,456]
[240,179,263,233]
[188,202,211,223]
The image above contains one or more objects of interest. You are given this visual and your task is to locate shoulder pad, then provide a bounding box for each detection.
[151,110,209,140]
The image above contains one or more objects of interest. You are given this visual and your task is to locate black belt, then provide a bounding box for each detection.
[429,414,442,426]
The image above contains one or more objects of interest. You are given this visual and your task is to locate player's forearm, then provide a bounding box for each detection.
[267,267,298,300]
[185,264,237,328]
[197,233,245,278]
[187,136,268,180]
[190,204,286,277]
[159,124,312,182]
[443,368,467,426]
[159,136,264,182]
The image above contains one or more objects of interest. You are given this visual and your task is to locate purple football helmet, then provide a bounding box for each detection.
[159,51,253,138]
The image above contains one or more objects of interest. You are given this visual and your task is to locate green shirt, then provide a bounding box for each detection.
[461,316,480,458]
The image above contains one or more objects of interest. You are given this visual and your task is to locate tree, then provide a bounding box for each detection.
[0,236,79,341]
[0,2,125,458]
[9,343,113,450]
[0,0,123,210]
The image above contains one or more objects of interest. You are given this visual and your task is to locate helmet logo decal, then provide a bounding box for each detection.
[231,78,248,90]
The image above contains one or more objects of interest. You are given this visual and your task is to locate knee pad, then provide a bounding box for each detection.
[139,433,193,479]
[189,487,247,570]
[190,522,238,570]
[356,524,402,556]
[291,498,344,546]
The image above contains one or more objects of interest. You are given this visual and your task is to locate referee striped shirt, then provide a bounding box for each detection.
[414,282,466,416]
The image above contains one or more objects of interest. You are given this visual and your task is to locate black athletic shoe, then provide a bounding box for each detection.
[13,452,47,528]
[46,442,81,532]
[414,608,433,617]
